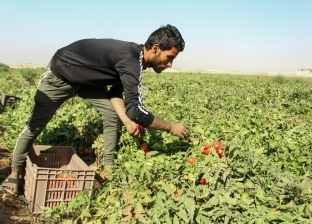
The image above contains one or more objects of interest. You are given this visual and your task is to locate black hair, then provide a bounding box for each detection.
[145,24,185,52]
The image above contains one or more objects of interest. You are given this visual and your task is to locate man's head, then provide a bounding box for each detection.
[144,24,185,73]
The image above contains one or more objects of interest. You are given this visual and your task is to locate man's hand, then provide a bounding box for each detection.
[170,123,190,139]
[148,117,191,139]
[125,122,145,137]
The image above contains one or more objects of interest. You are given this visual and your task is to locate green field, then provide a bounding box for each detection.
[0,66,311,223]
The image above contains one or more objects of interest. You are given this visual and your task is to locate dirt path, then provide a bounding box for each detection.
[0,143,32,224]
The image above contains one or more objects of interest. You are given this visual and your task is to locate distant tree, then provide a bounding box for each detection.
[0,63,10,72]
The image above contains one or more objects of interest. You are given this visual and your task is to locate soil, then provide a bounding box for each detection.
[0,143,32,224]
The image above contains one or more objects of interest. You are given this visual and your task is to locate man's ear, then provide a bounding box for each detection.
[152,44,160,53]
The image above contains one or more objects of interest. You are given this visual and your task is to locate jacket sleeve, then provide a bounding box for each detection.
[107,84,124,99]
[115,57,154,128]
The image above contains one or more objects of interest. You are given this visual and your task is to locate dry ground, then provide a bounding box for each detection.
[0,143,31,224]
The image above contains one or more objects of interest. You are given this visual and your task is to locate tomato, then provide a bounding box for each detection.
[187,156,196,165]
[217,149,225,158]
[214,141,222,151]
[200,178,207,185]
[83,148,90,155]
[140,143,150,154]
[135,124,144,132]
[140,143,149,151]
[202,145,211,155]
[56,174,76,179]
[144,147,150,155]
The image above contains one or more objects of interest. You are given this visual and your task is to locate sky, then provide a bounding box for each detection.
[1,0,311,74]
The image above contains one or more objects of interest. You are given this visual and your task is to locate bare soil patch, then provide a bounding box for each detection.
[0,143,31,224]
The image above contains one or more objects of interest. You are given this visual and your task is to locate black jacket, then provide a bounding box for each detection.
[50,38,154,127]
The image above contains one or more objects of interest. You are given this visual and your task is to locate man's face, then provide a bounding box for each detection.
[151,47,179,73]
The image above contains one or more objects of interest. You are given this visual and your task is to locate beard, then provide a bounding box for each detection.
[153,66,163,74]
[151,53,165,73]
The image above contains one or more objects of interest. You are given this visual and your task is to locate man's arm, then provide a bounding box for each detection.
[110,97,144,137]
[148,117,190,139]
[115,58,190,139]
[110,94,189,139]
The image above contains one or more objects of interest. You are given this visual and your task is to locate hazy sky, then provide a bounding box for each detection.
[1,0,311,74]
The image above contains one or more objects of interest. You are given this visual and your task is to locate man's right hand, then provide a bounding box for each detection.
[170,123,190,139]
[125,122,145,137]
[148,116,191,139]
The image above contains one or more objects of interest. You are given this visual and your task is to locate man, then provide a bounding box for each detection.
[1,24,190,195]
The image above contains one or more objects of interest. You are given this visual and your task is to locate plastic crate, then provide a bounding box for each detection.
[0,93,18,112]
[24,145,95,214]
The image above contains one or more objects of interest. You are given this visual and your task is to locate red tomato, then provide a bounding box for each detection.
[144,148,150,155]
[140,143,150,155]
[200,178,207,185]
[187,156,196,165]
[140,143,149,151]
[83,148,90,155]
[214,141,222,151]
[217,149,225,158]
[135,124,144,132]
[202,145,211,155]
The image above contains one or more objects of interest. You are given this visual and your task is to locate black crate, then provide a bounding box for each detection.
[0,93,19,112]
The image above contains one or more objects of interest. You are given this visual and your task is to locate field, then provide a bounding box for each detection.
[0,65,311,223]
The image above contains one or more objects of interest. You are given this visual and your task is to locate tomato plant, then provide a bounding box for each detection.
[1,69,311,223]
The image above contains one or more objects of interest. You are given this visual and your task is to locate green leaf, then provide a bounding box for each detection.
[223,195,237,205]
[136,150,145,159]
[124,162,131,168]
[162,184,174,195]
[177,208,189,222]
[240,130,250,136]
[212,210,225,220]
[145,151,159,157]
[196,185,210,199]
[185,197,196,219]
[234,124,240,130]
[157,155,165,163]
[222,169,231,182]
[286,142,297,150]
[152,143,162,150]
[254,147,264,155]
[307,204,312,213]
[196,214,210,224]
[157,191,167,199]
[224,216,230,224]
[164,213,173,224]
[197,126,205,135]
[41,206,53,213]
[236,168,246,174]
[81,210,92,217]
[274,134,282,140]
[135,201,145,213]
[173,214,180,224]
[269,141,278,149]
[203,195,219,208]
[252,158,259,167]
